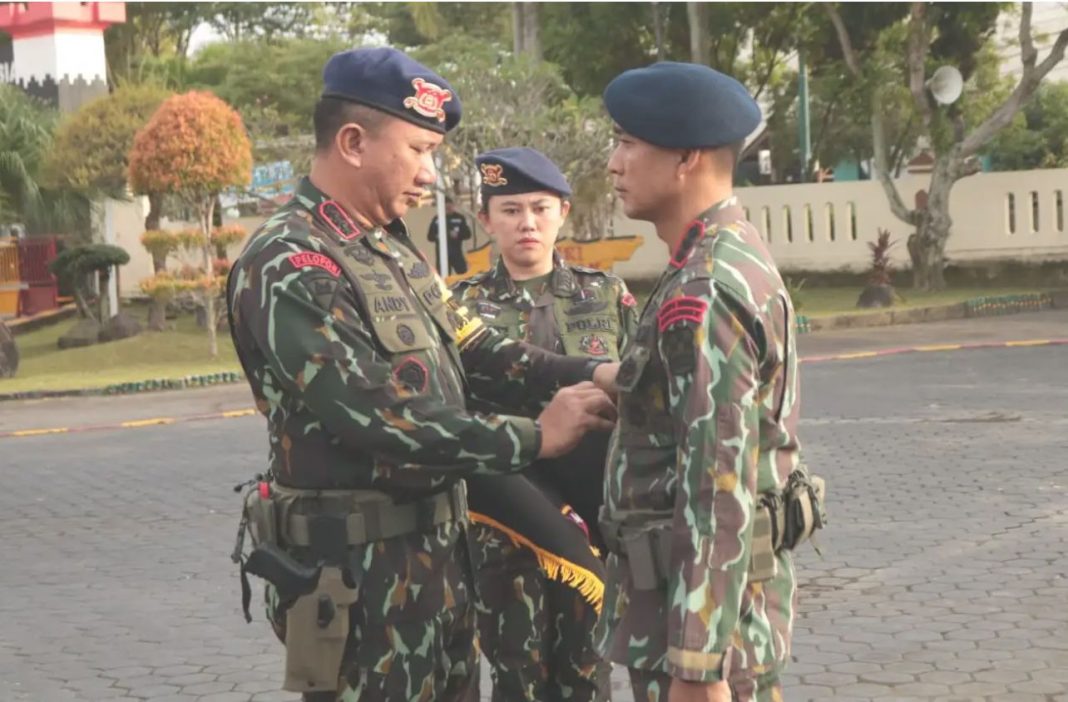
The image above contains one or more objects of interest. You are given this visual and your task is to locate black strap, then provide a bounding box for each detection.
[239,558,252,623]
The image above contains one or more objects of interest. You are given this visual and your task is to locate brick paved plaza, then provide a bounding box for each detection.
[1,342,1066,701]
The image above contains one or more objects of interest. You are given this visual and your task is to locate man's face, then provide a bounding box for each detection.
[355,117,443,224]
[478,192,569,270]
[607,126,683,222]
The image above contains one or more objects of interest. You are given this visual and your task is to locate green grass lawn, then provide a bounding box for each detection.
[2,308,240,394]
[793,285,1056,318]
[1,283,1057,395]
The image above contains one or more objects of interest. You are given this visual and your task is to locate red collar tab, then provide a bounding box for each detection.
[670,221,707,269]
[318,201,362,241]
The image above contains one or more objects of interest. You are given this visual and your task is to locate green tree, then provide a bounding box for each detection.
[128,91,253,356]
[826,2,1065,290]
[43,84,173,227]
[416,38,613,240]
[0,86,88,234]
[988,82,1068,170]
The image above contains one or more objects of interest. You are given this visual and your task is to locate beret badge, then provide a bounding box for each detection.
[404,77,452,123]
[480,163,508,187]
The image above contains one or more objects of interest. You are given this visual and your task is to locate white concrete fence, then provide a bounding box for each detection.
[109,168,1068,297]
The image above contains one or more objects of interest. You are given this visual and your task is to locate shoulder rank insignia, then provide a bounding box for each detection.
[404,78,452,122]
[318,201,361,241]
[288,252,340,277]
[657,295,708,332]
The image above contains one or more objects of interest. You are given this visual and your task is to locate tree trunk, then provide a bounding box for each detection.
[144,192,162,231]
[652,2,666,61]
[201,201,218,358]
[686,2,710,65]
[512,3,541,59]
[908,155,959,291]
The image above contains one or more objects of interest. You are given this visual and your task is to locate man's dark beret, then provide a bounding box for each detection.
[322,47,461,133]
[476,147,572,202]
[603,61,761,149]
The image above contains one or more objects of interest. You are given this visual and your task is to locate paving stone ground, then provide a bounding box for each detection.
[1,343,1066,701]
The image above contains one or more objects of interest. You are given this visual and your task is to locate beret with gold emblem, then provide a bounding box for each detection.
[322,47,461,133]
[476,146,572,204]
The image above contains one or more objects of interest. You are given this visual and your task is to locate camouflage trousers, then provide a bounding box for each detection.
[266,521,480,702]
[628,668,784,702]
[468,522,610,702]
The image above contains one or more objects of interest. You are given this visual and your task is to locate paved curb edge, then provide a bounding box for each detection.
[3,337,1066,440]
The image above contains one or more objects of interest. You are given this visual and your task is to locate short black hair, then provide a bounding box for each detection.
[313,97,389,151]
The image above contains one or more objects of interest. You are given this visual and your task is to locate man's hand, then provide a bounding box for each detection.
[537,382,616,459]
[592,361,620,394]
[668,679,730,702]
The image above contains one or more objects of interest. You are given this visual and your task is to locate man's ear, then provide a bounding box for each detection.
[335,122,369,169]
[677,148,703,178]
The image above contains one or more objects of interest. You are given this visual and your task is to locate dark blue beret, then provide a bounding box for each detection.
[476,147,572,202]
[603,62,761,149]
[322,47,461,134]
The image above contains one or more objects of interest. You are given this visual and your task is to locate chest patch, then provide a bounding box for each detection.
[373,296,411,314]
[394,356,429,393]
[361,271,393,291]
[476,301,502,320]
[566,317,614,333]
[409,261,430,279]
[567,299,608,316]
[579,334,609,356]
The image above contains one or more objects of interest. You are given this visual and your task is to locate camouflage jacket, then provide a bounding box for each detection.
[227,177,598,499]
[452,252,638,366]
[597,199,802,683]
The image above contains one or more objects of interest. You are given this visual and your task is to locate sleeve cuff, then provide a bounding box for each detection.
[507,416,541,469]
[666,646,729,683]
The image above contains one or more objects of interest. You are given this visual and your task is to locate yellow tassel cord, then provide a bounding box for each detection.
[469,511,604,614]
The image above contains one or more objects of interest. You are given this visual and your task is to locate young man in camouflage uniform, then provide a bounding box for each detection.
[594,63,808,702]
[453,147,639,702]
[227,48,619,702]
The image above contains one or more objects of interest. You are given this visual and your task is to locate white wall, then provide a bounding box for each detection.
[110,169,1068,295]
[11,31,108,84]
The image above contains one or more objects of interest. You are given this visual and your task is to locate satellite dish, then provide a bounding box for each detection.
[927,65,963,106]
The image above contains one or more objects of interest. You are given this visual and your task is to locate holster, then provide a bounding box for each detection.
[283,565,359,693]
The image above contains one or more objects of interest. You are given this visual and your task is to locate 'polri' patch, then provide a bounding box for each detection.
[288,252,340,277]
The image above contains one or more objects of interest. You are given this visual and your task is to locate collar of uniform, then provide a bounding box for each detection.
[486,250,577,300]
[295,177,366,244]
[669,196,742,269]
[548,250,579,297]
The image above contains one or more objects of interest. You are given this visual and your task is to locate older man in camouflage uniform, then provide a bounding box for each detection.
[453,147,639,702]
[595,63,817,702]
[227,48,617,702]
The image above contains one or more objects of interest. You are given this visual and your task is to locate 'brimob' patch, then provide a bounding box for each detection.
[288,252,340,277]
[657,295,708,332]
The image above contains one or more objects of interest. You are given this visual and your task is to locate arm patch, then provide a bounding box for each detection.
[288,252,341,277]
[657,296,708,333]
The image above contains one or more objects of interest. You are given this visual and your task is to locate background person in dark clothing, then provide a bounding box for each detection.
[427,197,473,274]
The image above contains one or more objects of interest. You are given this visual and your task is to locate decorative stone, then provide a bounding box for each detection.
[0,320,18,378]
[58,318,102,349]
[856,284,896,309]
[100,311,143,342]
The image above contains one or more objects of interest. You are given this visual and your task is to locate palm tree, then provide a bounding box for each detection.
[0,85,88,235]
